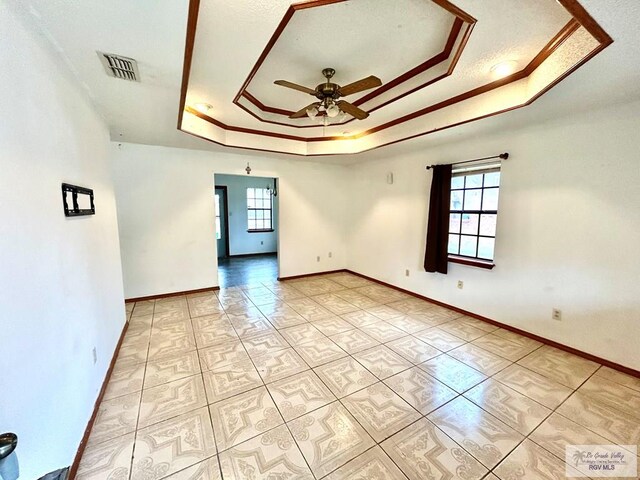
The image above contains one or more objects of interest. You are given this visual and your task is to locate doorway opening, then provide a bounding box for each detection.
[214,174,279,288]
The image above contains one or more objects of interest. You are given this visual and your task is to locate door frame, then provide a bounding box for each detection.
[215,185,230,258]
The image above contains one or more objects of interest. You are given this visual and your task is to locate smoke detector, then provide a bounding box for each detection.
[97,52,140,82]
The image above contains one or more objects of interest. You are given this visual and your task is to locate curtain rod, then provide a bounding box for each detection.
[426,152,509,170]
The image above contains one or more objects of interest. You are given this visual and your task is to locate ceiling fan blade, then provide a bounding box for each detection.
[289,102,320,119]
[339,75,382,96]
[337,100,369,120]
[274,80,316,95]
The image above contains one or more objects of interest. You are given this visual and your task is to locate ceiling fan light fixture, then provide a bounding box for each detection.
[306,105,319,119]
[326,103,341,118]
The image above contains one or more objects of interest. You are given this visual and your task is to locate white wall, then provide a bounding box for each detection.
[346,99,640,370]
[111,143,349,299]
[0,4,125,479]
[215,174,279,255]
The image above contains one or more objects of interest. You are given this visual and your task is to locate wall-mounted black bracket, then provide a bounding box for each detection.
[62,183,95,217]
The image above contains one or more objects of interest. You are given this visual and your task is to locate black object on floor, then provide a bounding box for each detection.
[218,253,277,288]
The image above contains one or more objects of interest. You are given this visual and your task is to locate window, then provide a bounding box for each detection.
[247,187,273,232]
[448,167,500,262]
[214,194,221,240]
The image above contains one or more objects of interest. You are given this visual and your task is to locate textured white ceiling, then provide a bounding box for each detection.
[6,0,640,162]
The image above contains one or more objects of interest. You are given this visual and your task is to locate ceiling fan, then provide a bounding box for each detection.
[274,68,382,121]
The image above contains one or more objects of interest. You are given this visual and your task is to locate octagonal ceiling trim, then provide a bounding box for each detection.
[177,0,612,157]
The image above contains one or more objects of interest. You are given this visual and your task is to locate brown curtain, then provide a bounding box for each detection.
[424,164,452,274]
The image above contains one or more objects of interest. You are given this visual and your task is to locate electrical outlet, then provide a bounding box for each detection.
[552,308,562,321]
[328,252,332,258]
[405,269,410,277]
[457,280,464,289]
[316,256,320,262]
[92,347,97,365]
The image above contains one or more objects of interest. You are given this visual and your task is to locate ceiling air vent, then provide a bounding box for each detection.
[97,52,140,82]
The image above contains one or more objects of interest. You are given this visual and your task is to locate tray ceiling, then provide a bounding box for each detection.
[180,0,612,156]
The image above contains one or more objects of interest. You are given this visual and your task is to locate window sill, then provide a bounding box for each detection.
[247,229,274,233]
[448,255,495,270]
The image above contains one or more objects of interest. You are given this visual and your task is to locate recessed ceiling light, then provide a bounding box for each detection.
[194,103,213,114]
[490,60,518,79]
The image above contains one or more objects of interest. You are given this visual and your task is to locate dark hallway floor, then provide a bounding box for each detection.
[217,253,278,288]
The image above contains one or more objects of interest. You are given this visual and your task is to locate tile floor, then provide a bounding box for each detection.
[77,272,640,480]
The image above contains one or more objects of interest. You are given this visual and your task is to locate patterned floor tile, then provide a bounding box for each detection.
[447,343,512,376]
[323,446,408,480]
[202,359,263,403]
[76,432,135,480]
[219,425,314,479]
[455,316,499,333]
[438,320,488,342]
[258,303,307,329]
[193,324,239,349]
[427,396,524,469]
[464,379,551,435]
[151,319,193,338]
[198,341,249,371]
[330,328,380,354]
[132,300,154,317]
[492,364,572,409]
[494,439,583,480]
[290,402,375,478]
[517,345,600,389]
[103,360,145,400]
[386,335,441,364]
[230,318,276,339]
[279,323,326,346]
[491,328,543,350]
[311,316,355,336]
[578,374,640,419]
[162,456,221,480]
[314,356,378,398]
[341,310,384,328]
[187,293,223,318]
[241,330,290,357]
[384,366,458,415]
[364,305,405,321]
[148,332,196,360]
[144,350,201,389]
[342,382,421,442]
[594,365,640,393]
[418,354,487,393]
[333,289,381,309]
[89,390,141,445]
[360,321,407,343]
[389,315,432,334]
[413,327,466,352]
[353,345,413,379]
[471,333,540,362]
[294,337,348,367]
[252,347,309,383]
[267,370,336,421]
[131,407,216,480]
[381,418,487,480]
[310,293,360,315]
[287,297,335,321]
[191,313,228,331]
[139,375,207,428]
[209,386,283,451]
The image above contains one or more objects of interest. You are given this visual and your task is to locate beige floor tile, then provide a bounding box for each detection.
[311,316,355,336]
[333,289,381,309]
[287,297,335,321]
[388,314,431,334]
[279,322,326,346]
[311,293,361,315]
[556,391,640,448]
[384,366,458,414]
[148,332,196,360]
[418,354,487,393]
[191,313,227,330]
[241,330,290,357]
[138,375,207,428]
[290,402,375,478]
[517,345,600,389]
[428,396,524,469]
[342,382,421,442]
[89,390,141,445]
[267,370,336,421]
[387,298,435,315]
[144,350,201,389]
[491,328,543,349]
[314,356,378,398]
[455,316,499,333]
[258,303,307,329]
[294,337,348,367]
[76,432,135,480]
[131,407,216,480]
[438,320,488,342]
[341,310,384,328]
[447,343,512,376]
[364,304,405,321]
[117,339,150,367]
[103,360,145,400]
[161,456,221,480]
[198,341,249,371]
[413,327,465,352]
[230,318,276,339]
[594,365,640,393]
[151,318,193,337]
[252,347,310,383]
[386,335,441,364]
[494,439,583,479]
[330,328,380,354]
[471,333,540,362]
[219,425,314,479]
[132,300,154,317]
[381,418,487,480]
[193,324,238,349]
[578,375,640,419]
[209,386,283,451]
[324,446,408,480]
[360,320,407,343]
[353,344,413,379]
[187,294,223,318]
[493,364,572,409]
[202,359,263,403]
[464,379,551,435]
